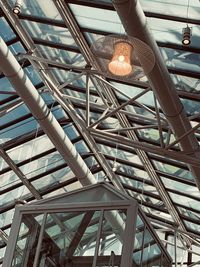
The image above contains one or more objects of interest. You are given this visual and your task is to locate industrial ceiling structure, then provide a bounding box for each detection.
[0,0,200,266]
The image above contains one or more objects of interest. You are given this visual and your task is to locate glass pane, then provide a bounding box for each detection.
[0,17,16,41]
[133,215,145,266]
[153,160,195,182]
[70,4,123,34]
[142,228,162,267]
[21,20,77,47]
[0,77,16,102]
[12,214,44,266]
[9,0,62,20]
[169,192,200,212]
[10,210,125,266]
[140,0,200,20]
[161,176,200,197]
[36,44,85,66]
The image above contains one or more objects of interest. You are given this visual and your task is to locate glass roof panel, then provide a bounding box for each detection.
[1,0,200,264]
[0,17,16,41]
[162,47,200,75]
[0,77,16,102]
[98,144,143,166]
[153,160,195,182]
[120,175,159,196]
[184,220,200,234]
[178,206,200,225]
[36,44,84,66]
[8,0,63,20]
[161,176,200,197]
[0,209,14,228]
[0,105,66,146]
[9,42,26,55]
[32,167,75,191]
[69,4,124,34]
[169,192,200,212]
[0,185,31,208]
[0,118,36,145]
[21,20,77,47]
[0,170,19,192]
[7,134,55,163]
[140,0,200,20]
[0,103,30,128]
[148,18,200,48]
[170,73,200,93]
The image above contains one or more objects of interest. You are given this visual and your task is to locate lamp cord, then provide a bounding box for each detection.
[186,0,190,26]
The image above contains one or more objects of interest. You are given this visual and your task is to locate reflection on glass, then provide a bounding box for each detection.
[69,4,123,33]
[9,0,62,20]
[10,210,125,266]
[133,215,145,266]
[21,20,76,47]
[0,17,16,41]
[142,230,161,267]
[98,210,125,255]
[133,214,165,267]
[12,214,43,266]
[11,222,28,266]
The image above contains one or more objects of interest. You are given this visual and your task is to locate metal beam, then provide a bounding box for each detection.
[53,0,193,245]
[0,37,96,186]
[112,0,200,189]
[89,87,151,128]
[28,57,125,192]
[0,34,126,253]
[0,99,23,117]
[0,148,42,200]
[0,0,125,193]
[90,128,200,168]
[66,211,95,258]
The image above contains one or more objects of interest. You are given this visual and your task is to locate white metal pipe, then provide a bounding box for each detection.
[0,37,96,186]
[112,0,200,189]
[0,37,126,250]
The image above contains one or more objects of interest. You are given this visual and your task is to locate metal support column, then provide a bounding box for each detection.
[112,0,200,189]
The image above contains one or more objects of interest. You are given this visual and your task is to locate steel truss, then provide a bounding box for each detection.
[0,0,200,265]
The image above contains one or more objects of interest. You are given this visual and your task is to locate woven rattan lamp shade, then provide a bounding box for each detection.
[91,35,155,80]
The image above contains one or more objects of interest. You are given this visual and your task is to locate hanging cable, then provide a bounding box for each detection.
[182,0,192,45]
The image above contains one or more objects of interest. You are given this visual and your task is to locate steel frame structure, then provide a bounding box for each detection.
[0,0,200,266]
[2,183,171,267]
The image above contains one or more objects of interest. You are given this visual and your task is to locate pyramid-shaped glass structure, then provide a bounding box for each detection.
[3,183,172,267]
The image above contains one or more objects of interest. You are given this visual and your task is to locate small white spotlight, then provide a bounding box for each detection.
[182,26,192,45]
[13,0,23,15]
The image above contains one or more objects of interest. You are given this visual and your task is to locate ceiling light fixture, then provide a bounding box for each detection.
[91,35,155,80]
[13,0,23,15]
[108,41,133,76]
[182,26,192,45]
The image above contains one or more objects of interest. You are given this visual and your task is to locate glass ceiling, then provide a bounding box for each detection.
[0,0,200,266]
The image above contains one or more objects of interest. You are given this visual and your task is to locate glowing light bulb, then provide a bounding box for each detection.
[108,41,133,76]
[118,55,125,62]
[13,0,23,15]
[182,26,191,46]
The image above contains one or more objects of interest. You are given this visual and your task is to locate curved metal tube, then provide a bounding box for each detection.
[0,37,96,186]
[112,0,200,188]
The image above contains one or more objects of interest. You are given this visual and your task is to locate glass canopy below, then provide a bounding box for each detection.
[2,183,172,267]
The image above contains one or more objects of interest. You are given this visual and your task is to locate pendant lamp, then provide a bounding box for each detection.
[108,41,133,76]
[91,35,155,80]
